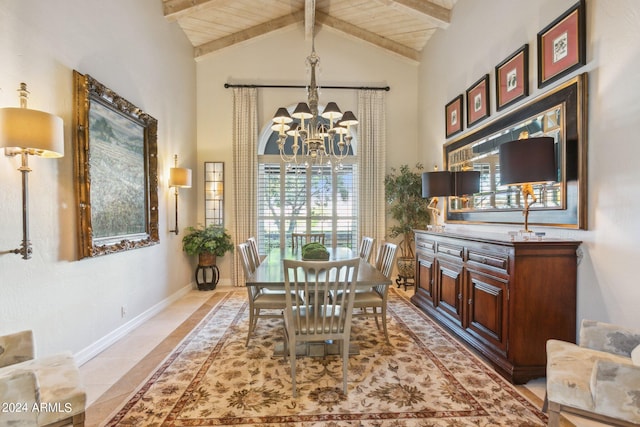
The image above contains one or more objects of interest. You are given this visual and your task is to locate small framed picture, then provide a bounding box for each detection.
[537,0,586,88]
[466,74,490,127]
[495,44,529,111]
[445,95,463,138]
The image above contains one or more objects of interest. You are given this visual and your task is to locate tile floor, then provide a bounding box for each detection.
[79,285,605,427]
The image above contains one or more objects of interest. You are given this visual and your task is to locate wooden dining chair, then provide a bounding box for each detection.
[342,242,397,344]
[238,242,288,346]
[291,232,325,249]
[282,258,360,397]
[358,236,375,263]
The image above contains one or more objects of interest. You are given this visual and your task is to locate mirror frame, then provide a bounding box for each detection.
[73,71,159,258]
[444,73,588,229]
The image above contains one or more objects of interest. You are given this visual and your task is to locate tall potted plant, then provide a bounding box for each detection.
[385,163,431,288]
[182,224,234,266]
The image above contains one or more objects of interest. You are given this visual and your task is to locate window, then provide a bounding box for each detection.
[257,116,358,254]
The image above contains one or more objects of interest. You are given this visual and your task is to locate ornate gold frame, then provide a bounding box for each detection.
[73,71,159,258]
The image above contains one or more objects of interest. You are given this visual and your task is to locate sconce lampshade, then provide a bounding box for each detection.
[499,137,557,185]
[169,167,192,188]
[0,107,64,157]
[422,171,453,198]
[453,170,480,196]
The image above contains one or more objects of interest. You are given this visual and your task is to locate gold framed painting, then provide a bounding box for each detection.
[73,70,159,258]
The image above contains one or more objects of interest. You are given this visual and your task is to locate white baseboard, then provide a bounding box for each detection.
[75,282,194,366]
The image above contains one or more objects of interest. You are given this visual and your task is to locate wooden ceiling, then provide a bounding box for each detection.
[163,0,457,62]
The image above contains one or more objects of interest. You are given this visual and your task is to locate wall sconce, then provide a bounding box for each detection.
[421,168,453,228]
[168,154,192,235]
[0,83,64,260]
[499,136,556,232]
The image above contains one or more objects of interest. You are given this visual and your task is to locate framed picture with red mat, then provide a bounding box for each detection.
[495,44,529,111]
[537,0,586,88]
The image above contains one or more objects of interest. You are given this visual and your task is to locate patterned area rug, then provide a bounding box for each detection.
[103,289,547,426]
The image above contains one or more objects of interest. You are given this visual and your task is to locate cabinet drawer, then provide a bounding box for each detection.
[437,243,463,260]
[415,235,435,252]
[468,250,509,275]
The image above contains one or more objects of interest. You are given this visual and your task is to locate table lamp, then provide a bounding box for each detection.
[421,168,453,228]
[498,136,556,232]
[452,170,480,208]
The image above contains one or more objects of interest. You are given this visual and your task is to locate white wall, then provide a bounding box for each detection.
[0,0,197,359]
[418,0,640,328]
[195,25,420,281]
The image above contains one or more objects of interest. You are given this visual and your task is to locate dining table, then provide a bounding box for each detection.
[245,246,391,290]
[245,246,391,357]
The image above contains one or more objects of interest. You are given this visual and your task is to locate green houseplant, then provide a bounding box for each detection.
[385,163,431,287]
[182,224,234,266]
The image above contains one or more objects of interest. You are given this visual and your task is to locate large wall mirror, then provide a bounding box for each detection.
[444,73,587,229]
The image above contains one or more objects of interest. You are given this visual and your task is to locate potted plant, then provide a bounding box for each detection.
[385,163,431,288]
[182,224,234,267]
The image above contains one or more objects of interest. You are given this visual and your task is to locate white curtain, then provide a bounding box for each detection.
[232,87,258,286]
[357,89,387,250]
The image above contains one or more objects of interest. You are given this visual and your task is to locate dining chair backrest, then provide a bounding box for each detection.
[358,236,375,263]
[247,236,261,267]
[291,232,325,249]
[375,242,398,280]
[237,242,257,278]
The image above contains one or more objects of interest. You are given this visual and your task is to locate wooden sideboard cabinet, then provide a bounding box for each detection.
[411,229,581,384]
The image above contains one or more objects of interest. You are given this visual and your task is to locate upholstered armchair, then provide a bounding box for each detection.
[545,319,640,426]
[0,330,86,426]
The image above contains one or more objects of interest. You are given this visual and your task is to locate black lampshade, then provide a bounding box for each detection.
[338,110,358,126]
[422,171,453,198]
[499,137,557,185]
[292,102,312,119]
[453,170,480,196]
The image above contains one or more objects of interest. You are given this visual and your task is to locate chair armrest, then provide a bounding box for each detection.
[0,330,35,368]
[579,319,640,357]
[591,360,640,424]
[0,369,39,424]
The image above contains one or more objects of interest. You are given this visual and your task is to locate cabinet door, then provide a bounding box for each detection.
[416,253,435,304]
[435,259,464,325]
[466,269,509,356]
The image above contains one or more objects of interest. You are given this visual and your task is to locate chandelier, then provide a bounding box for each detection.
[270,39,358,171]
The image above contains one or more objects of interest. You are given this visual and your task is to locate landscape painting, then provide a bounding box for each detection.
[89,101,146,239]
[73,70,159,258]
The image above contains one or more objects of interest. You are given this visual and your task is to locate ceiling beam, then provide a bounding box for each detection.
[305,0,315,41]
[375,0,451,27]
[163,0,226,22]
[315,11,420,62]
[195,10,304,58]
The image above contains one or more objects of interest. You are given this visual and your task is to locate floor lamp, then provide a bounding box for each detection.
[0,83,64,260]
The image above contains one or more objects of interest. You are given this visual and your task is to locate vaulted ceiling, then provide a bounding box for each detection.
[163,0,457,62]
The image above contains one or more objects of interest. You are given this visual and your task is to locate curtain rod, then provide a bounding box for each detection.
[224,83,390,91]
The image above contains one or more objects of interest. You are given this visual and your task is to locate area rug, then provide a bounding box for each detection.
[103,289,547,426]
